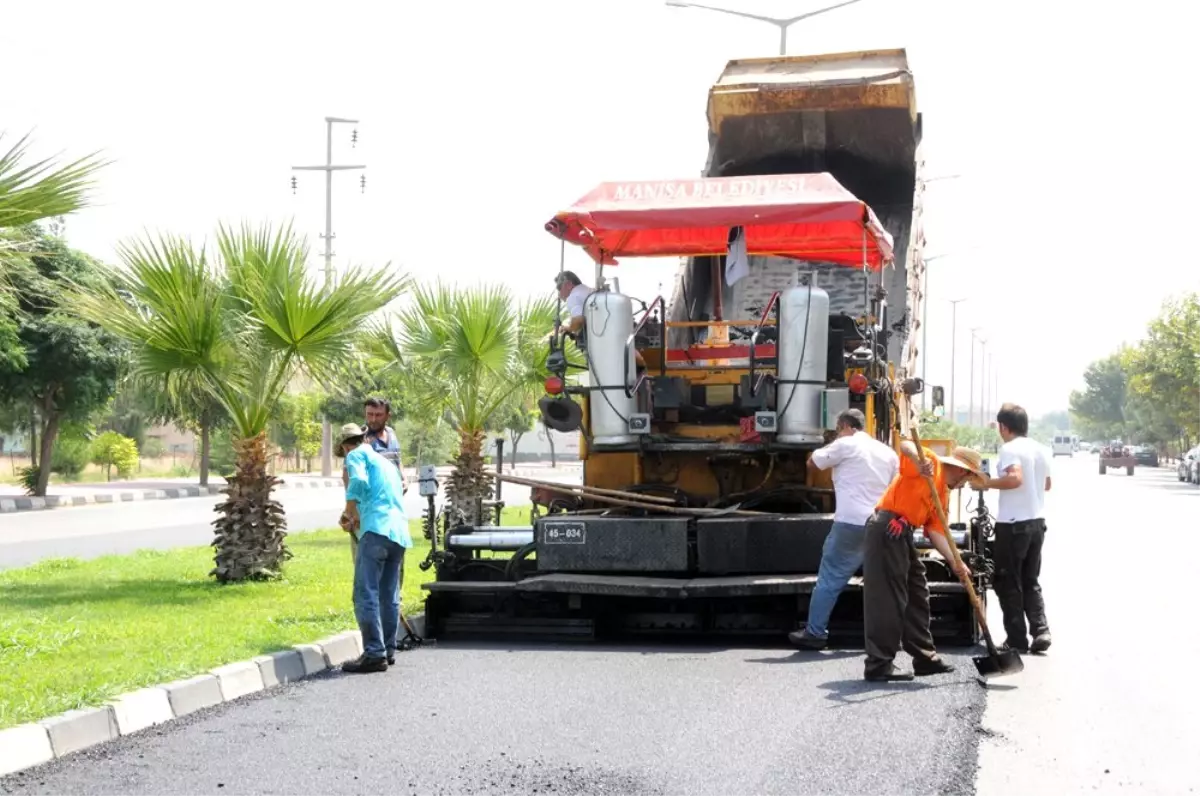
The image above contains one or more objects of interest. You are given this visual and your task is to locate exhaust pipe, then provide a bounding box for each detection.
[446,529,535,550]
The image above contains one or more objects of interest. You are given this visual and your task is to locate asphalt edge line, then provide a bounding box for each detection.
[0,616,426,779]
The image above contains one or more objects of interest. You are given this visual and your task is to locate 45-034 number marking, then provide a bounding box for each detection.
[542,522,586,545]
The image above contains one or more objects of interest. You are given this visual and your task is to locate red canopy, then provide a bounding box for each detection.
[545,172,894,270]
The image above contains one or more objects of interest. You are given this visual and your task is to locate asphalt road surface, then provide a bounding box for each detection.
[0,472,574,571]
[3,455,1198,794]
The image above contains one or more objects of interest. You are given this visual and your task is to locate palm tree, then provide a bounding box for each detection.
[71,223,409,581]
[372,283,558,526]
[1,133,107,361]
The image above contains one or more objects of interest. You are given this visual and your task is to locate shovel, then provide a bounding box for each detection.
[909,429,1023,681]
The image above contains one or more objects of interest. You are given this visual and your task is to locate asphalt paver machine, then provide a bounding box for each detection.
[421,49,991,644]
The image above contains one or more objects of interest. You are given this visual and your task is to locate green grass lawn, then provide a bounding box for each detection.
[0,506,529,729]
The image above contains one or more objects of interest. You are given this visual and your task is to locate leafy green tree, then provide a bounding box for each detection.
[375,284,557,525]
[273,392,324,471]
[1069,352,1128,441]
[70,223,409,581]
[0,231,123,495]
[90,430,139,481]
[490,392,539,461]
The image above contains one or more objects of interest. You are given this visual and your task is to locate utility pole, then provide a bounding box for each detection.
[979,343,988,429]
[292,116,366,477]
[948,298,967,423]
[665,0,863,54]
[969,328,982,427]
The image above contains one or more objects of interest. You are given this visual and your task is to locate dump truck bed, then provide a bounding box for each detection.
[669,50,923,369]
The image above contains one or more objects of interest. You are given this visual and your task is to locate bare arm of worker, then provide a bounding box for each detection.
[565,315,584,334]
[926,529,971,579]
[1044,476,1052,491]
[898,441,935,476]
[984,463,1023,491]
[808,436,848,473]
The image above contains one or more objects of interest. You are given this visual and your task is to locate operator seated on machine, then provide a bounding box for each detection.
[552,271,646,370]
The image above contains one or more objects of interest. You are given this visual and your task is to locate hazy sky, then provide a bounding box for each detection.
[5,0,1197,416]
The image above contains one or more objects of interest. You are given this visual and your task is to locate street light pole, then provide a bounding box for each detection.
[292,116,366,477]
[948,298,967,423]
[665,0,863,54]
[969,328,982,427]
[980,341,989,426]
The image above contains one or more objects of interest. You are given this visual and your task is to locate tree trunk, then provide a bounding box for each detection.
[34,412,59,497]
[28,405,38,469]
[199,421,212,487]
[210,430,289,582]
[547,427,557,467]
[445,428,491,527]
[509,431,524,463]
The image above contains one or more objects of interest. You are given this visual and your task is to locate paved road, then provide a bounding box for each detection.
[976,455,1200,795]
[0,471,576,570]
[3,455,1197,794]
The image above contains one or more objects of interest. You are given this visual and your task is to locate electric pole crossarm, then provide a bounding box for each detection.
[292,165,366,171]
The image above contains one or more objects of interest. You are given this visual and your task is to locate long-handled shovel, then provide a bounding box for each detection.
[910,428,1023,680]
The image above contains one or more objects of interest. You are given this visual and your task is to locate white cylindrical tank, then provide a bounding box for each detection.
[776,282,830,444]
[584,290,638,445]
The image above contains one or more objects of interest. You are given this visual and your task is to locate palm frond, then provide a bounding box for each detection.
[0,133,108,228]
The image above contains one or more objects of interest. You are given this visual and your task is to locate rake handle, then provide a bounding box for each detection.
[909,428,997,654]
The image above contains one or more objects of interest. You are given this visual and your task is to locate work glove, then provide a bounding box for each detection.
[885,515,911,539]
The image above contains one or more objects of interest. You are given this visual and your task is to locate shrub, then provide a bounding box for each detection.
[50,436,90,479]
[89,431,140,481]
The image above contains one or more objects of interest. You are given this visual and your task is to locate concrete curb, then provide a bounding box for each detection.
[0,618,426,780]
[0,478,345,515]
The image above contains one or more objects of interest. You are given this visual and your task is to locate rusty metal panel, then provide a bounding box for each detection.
[708,49,917,134]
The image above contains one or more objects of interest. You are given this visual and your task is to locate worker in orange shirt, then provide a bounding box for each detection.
[862,441,987,682]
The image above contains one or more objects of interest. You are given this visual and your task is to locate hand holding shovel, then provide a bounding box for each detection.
[909,427,1023,681]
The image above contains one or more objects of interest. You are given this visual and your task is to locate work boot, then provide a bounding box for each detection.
[387,652,395,666]
[788,628,828,651]
[864,663,914,682]
[1030,632,1052,654]
[997,642,1029,655]
[912,655,956,676]
[342,654,388,674]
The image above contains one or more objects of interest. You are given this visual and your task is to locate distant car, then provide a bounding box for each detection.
[1051,435,1074,457]
[1133,446,1159,467]
[1079,441,1093,452]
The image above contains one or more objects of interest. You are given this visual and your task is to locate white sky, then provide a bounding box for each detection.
[5,0,1198,416]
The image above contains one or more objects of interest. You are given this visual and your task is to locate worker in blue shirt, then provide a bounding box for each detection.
[336,422,412,673]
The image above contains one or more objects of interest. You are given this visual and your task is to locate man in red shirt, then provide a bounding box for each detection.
[863,441,987,682]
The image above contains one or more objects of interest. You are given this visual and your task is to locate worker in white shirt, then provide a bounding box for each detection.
[552,271,645,369]
[789,408,900,650]
[979,402,1053,654]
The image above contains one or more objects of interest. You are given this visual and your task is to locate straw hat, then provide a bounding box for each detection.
[938,446,986,478]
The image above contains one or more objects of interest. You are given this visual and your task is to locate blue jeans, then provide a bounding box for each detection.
[806,521,867,638]
[353,531,405,658]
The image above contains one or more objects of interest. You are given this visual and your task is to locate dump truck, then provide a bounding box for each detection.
[421,49,989,645]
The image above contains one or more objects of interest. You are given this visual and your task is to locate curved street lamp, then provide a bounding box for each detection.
[665,0,864,55]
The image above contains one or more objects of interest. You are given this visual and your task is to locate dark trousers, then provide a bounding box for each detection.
[863,510,938,672]
[993,519,1048,647]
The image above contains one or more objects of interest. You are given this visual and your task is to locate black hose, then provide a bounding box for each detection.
[506,542,537,581]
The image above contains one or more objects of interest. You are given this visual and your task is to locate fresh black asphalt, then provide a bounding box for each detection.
[1,640,986,795]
